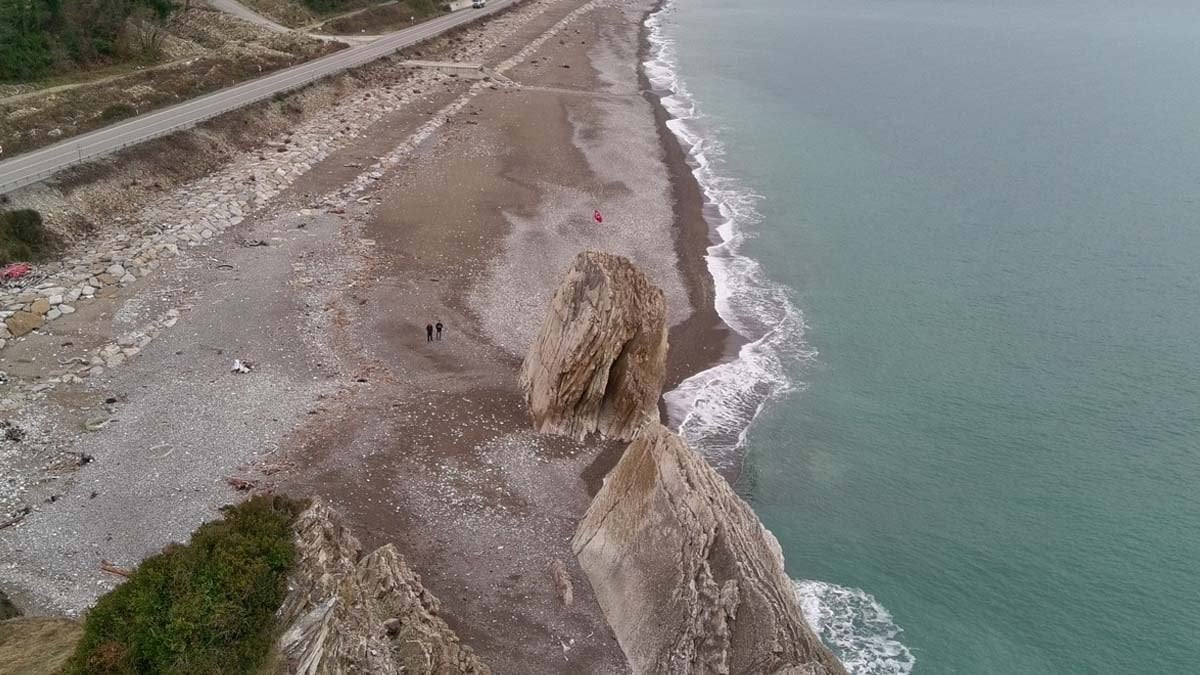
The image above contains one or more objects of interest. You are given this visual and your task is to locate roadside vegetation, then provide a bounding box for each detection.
[0,6,341,156]
[63,495,306,675]
[320,0,441,35]
[0,208,55,265]
[242,0,414,29]
[0,0,178,82]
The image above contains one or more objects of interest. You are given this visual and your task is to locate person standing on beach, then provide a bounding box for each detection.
[426,323,434,342]
[435,321,444,340]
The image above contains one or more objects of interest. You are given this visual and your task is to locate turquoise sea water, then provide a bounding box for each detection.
[652,1,1200,672]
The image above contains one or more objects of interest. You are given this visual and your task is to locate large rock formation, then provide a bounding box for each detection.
[519,251,668,442]
[573,424,847,675]
[522,251,845,674]
[275,500,489,675]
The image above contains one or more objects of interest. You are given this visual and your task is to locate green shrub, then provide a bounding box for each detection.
[64,495,307,675]
[0,0,177,82]
[302,0,352,13]
[0,209,53,265]
[410,0,437,17]
[100,102,138,122]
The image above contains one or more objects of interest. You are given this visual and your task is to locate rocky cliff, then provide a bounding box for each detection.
[519,251,669,442]
[573,424,847,675]
[275,500,489,675]
[525,250,846,674]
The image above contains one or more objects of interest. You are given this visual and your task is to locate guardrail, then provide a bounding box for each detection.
[0,2,512,196]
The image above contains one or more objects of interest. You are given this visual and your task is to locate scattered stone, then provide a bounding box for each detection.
[83,416,112,432]
[5,311,43,337]
[225,476,259,492]
[549,559,573,607]
[0,505,31,531]
[1,421,25,442]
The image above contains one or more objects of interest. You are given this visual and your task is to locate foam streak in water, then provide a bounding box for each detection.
[646,1,815,471]
[796,580,916,675]
[645,4,914,672]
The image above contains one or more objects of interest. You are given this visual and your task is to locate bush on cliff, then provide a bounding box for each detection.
[64,495,307,675]
[0,209,54,265]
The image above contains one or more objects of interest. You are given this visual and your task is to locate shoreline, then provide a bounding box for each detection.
[642,3,746,400]
[638,0,750,483]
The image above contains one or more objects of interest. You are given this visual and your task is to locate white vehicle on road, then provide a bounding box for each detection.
[473,0,487,7]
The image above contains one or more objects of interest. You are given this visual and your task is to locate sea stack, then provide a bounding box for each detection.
[525,251,846,674]
[519,251,669,441]
[573,424,847,675]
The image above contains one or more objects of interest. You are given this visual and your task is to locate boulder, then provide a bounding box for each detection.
[0,588,20,620]
[573,424,847,675]
[276,500,489,675]
[518,251,668,442]
[6,311,44,337]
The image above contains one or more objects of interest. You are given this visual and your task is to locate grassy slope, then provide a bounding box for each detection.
[319,0,442,35]
[64,495,306,675]
[240,0,381,28]
[0,617,85,675]
[0,8,341,156]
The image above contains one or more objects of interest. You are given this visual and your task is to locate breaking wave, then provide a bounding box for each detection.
[645,1,815,472]
[645,4,914,673]
[796,580,916,675]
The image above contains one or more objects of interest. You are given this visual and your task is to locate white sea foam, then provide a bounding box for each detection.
[645,3,814,470]
[795,580,916,675]
[645,4,914,672]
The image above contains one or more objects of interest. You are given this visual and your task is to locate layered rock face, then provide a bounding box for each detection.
[275,500,489,675]
[519,251,668,441]
[523,251,845,674]
[573,424,847,675]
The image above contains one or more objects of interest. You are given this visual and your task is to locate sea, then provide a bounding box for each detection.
[649,1,1200,673]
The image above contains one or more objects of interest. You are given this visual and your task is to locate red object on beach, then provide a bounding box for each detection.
[1,263,31,281]
[593,209,604,224]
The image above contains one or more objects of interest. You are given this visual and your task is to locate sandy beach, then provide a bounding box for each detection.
[0,0,735,670]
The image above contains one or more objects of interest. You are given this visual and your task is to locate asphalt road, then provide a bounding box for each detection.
[0,1,513,195]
